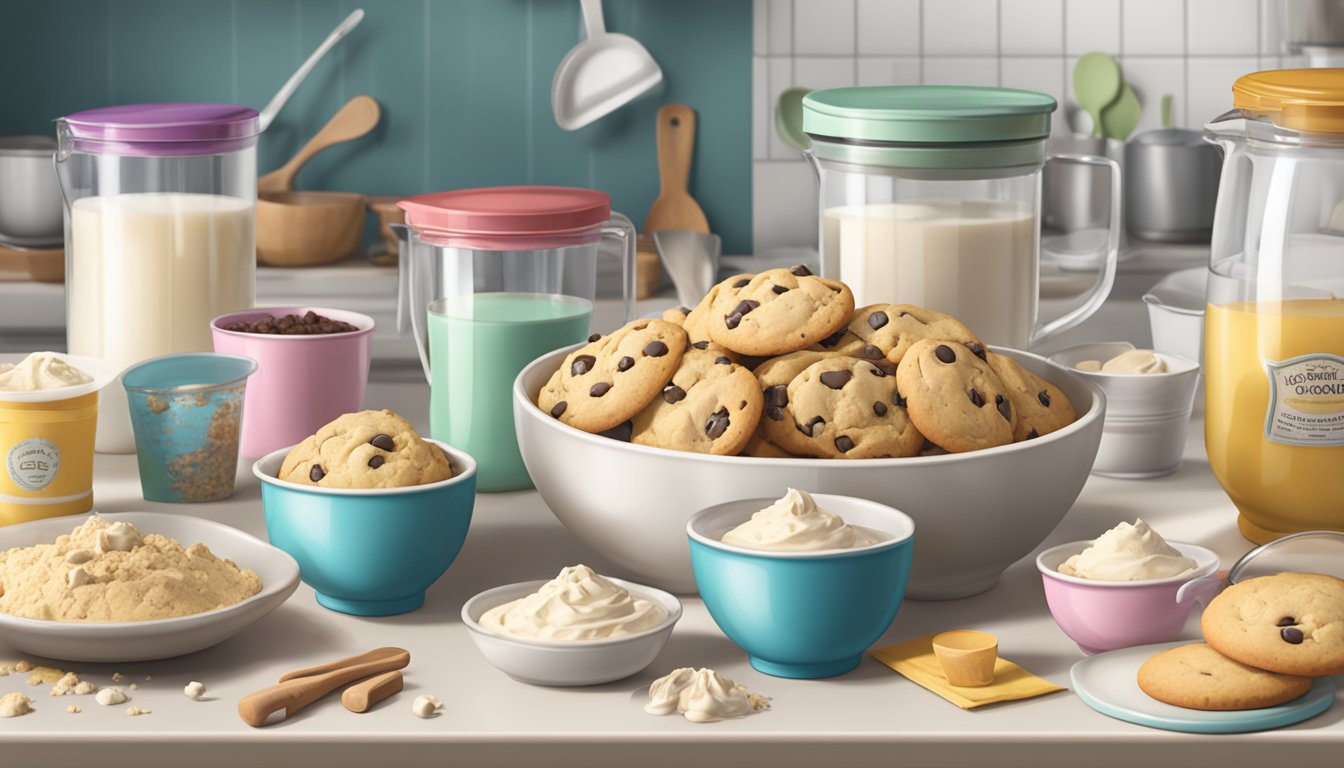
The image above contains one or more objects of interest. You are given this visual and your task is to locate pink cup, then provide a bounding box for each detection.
[211,307,374,459]
[1036,540,1223,655]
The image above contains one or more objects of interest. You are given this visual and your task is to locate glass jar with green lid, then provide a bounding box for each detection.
[803,85,1120,348]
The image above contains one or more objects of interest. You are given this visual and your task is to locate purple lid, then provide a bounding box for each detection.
[60,103,260,157]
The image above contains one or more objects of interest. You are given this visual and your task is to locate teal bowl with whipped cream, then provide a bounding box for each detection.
[686,491,915,679]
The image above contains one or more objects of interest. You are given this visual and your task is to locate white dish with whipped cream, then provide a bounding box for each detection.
[462,565,682,687]
[1047,343,1200,478]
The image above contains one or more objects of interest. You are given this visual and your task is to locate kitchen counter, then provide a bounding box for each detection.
[2,366,1339,768]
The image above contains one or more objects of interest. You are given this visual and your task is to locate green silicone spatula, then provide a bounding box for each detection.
[1100,83,1141,140]
[1073,53,1123,137]
[775,87,811,152]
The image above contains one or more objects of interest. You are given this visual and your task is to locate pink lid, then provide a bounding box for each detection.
[398,186,611,249]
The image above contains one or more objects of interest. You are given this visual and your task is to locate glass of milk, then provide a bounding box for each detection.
[55,104,259,453]
[803,86,1121,350]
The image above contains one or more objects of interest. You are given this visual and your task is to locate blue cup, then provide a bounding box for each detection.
[687,494,915,679]
[253,440,477,616]
[122,353,257,503]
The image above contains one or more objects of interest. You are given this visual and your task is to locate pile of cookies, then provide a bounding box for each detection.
[1138,572,1344,711]
[536,267,1077,458]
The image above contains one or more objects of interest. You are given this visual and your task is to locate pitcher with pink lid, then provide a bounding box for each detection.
[395,186,635,492]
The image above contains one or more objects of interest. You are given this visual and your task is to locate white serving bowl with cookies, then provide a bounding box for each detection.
[515,343,1103,598]
[0,512,300,662]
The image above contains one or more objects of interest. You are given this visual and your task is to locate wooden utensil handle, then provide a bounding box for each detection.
[238,650,410,727]
[656,104,697,197]
[341,670,404,714]
[278,646,407,682]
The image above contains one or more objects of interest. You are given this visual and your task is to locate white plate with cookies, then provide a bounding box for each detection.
[0,512,299,662]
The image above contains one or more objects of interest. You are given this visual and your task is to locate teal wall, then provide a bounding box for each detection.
[1,0,754,253]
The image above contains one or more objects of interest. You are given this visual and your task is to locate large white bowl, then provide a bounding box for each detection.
[461,578,681,686]
[514,346,1106,599]
[0,512,300,661]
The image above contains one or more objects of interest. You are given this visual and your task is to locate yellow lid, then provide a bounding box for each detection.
[1233,69,1344,133]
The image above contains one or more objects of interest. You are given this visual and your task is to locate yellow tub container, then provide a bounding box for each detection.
[0,354,115,526]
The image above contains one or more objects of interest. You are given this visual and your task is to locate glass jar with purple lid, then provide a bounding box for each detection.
[54,103,259,453]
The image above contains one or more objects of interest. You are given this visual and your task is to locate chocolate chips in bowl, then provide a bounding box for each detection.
[224,311,358,335]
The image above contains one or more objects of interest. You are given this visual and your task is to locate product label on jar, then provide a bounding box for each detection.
[6,438,61,491]
[1264,354,1344,447]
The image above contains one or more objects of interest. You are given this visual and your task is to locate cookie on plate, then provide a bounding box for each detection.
[764,356,922,459]
[631,349,763,456]
[896,339,1015,453]
[985,352,1076,441]
[1202,572,1344,677]
[807,327,886,361]
[279,409,452,489]
[706,266,855,356]
[537,319,687,433]
[682,273,753,345]
[1137,643,1311,711]
[661,306,692,327]
[754,349,846,441]
[849,304,981,365]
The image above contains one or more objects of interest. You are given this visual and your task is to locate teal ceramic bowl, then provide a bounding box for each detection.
[253,439,476,617]
[687,494,915,679]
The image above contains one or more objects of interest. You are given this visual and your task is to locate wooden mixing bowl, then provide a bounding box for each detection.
[256,191,366,267]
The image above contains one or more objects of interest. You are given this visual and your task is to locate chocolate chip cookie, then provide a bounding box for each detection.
[807,327,886,361]
[682,273,753,345]
[762,356,922,459]
[985,352,1077,441]
[1137,643,1312,711]
[707,266,855,356]
[739,431,796,458]
[537,319,688,433]
[896,339,1015,453]
[1202,572,1344,677]
[631,349,763,456]
[279,409,452,489]
[848,304,982,364]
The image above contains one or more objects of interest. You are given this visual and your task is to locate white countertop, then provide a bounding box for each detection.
[2,365,1339,768]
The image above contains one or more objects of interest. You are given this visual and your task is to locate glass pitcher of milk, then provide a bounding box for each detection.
[803,86,1120,349]
[54,104,259,453]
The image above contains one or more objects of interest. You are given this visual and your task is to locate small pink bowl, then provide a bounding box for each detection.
[1036,540,1222,655]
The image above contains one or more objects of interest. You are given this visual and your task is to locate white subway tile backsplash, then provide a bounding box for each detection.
[794,56,858,91]
[1001,0,1064,56]
[1065,0,1121,55]
[1186,57,1257,127]
[753,161,820,251]
[856,57,921,87]
[1187,0,1258,56]
[753,57,769,160]
[794,0,856,55]
[1116,57,1186,133]
[766,0,793,55]
[924,57,999,87]
[856,0,920,56]
[755,0,768,56]
[924,0,999,56]
[1123,0,1184,56]
[1001,57,1067,132]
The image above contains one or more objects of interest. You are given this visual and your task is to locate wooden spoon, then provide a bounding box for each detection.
[341,670,403,713]
[644,104,709,237]
[277,646,407,682]
[257,95,381,193]
[238,647,410,727]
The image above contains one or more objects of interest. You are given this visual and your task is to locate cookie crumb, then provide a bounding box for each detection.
[14,661,32,673]
[66,705,80,714]
[0,692,33,717]
[129,683,138,690]
[183,681,206,700]
[27,666,64,686]
[111,672,124,683]
[412,695,443,718]
[51,671,84,696]
[126,706,150,717]
[95,687,127,707]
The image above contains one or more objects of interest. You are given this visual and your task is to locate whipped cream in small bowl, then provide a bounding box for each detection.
[461,565,682,687]
[687,489,915,679]
[1036,519,1220,655]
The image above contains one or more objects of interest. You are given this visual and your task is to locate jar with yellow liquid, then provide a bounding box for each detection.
[1205,69,1344,543]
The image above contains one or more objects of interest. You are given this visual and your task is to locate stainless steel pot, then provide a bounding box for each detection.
[0,136,63,244]
[1124,129,1221,243]
[1042,136,1117,232]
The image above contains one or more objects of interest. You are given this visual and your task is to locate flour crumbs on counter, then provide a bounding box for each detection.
[412,695,443,719]
[51,672,96,696]
[95,687,127,707]
[126,706,151,717]
[0,692,33,717]
[66,705,80,714]
[184,681,206,700]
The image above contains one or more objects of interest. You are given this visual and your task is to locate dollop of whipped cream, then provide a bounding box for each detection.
[1058,519,1198,581]
[644,667,770,723]
[0,352,93,392]
[479,564,667,642]
[1076,349,1167,374]
[720,488,883,552]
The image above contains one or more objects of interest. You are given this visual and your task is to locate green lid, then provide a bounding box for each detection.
[803,85,1056,143]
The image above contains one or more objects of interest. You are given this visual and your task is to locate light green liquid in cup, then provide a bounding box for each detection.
[428,292,592,492]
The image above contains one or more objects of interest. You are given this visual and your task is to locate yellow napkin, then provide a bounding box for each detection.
[869,634,1066,709]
